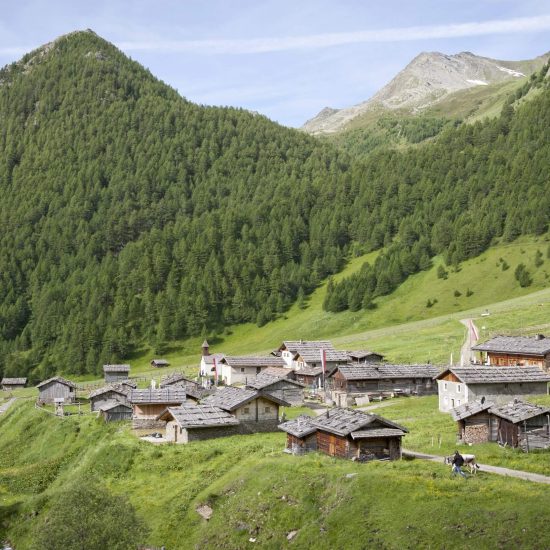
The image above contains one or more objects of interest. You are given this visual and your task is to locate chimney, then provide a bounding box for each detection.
[202,339,210,357]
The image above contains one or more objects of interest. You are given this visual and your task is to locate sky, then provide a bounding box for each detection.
[0,0,549,127]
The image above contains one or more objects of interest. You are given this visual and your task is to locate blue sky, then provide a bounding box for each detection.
[0,0,549,127]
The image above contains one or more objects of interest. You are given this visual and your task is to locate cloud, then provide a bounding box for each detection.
[117,14,550,55]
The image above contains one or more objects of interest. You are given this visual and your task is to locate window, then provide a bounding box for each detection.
[241,368,245,373]
[243,407,250,414]
[256,367,261,374]
[457,400,461,406]
[265,407,271,413]
[443,382,447,390]
[457,385,461,393]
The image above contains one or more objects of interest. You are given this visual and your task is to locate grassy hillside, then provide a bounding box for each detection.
[3,399,550,549]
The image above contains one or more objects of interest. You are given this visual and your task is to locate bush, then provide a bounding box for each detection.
[535,250,544,267]
[454,290,462,297]
[515,263,532,287]
[466,288,474,297]
[436,265,448,280]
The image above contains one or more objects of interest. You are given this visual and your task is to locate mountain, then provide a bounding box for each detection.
[303,50,550,134]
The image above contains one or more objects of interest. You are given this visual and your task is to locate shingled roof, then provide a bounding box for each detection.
[99,400,132,412]
[202,353,226,365]
[350,428,407,439]
[246,373,305,390]
[221,356,286,368]
[1,377,27,385]
[160,373,196,387]
[330,363,440,380]
[262,367,294,378]
[103,364,130,373]
[36,376,77,389]
[89,384,132,399]
[294,366,323,377]
[278,415,317,438]
[129,387,187,405]
[489,400,550,424]
[202,386,289,410]
[472,335,550,356]
[346,350,385,361]
[157,404,240,428]
[436,366,550,384]
[451,399,494,421]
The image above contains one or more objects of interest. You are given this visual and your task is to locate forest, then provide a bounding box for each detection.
[0,30,548,380]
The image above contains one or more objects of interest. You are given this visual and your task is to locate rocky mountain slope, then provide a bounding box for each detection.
[303,50,550,134]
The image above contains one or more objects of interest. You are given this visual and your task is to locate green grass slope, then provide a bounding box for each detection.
[3,400,550,549]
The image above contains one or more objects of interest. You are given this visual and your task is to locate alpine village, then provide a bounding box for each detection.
[1,22,550,550]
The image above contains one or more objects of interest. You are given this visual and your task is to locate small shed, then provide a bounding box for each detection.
[278,415,318,454]
[89,384,131,412]
[202,386,290,433]
[103,364,130,383]
[1,377,27,391]
[157,404,240,443]
[246,372,305,406]
[36,376,77,404]
[130,387,187,429]
[99,401,133,422]
[294,367,323,388]
[151,359,170,368]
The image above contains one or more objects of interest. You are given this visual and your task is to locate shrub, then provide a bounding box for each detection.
[436,265,448,280]
[454,290,462,297]
[535,250,544,267]
[466,288,474,297]
[515,263,532,287]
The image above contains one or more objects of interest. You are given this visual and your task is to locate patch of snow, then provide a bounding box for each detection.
[496,65,525,77]
[466,79,488,86]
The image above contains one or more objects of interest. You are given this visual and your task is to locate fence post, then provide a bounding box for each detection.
[524,420,529,453]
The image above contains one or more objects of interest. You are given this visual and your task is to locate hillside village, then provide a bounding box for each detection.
[4,332,550,460]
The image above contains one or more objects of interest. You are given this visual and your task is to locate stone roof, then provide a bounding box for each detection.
[221,356,286,368]
[129,388,186,405]
[451,399,494,421]
[1,377,27,385]
[103,364,130,373]
[472,335,550,356]
[36,376,77,389]
[202,353,226,365]
[157,404,240,428]
[345,350,384,361]
[278,408,407,439]
[294,366,323,377]
[160,373,196,387]
[489,400,550,424]
[350,428,407,439]
[331,363,440,380]
[151,359,170,366]
[89,384,131,399]
[202,386,289,411]
[262,367,294,378]
[99,400,132,412]
[245,373,305,390]
[281,340,334,354]
[436,366,550,384]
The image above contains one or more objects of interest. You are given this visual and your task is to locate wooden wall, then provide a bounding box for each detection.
[38,382,75,404]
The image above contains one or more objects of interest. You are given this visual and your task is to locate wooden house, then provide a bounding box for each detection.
[157,403,240,444]
[279,408,408,461]
[471,335,550,371]
[36,376,77,404]
[218,356,286,385]
[130,387,187,429]
[150,359,170,368]
[294,367,323,388]
[1,377,27,391]
[453,399,550,450]
[202,386,289,432]
[160,372,196,387]
[245,372,305,406]
[103,364,130,383]
[99,401,133,422]
[346,350,384,363]
[435,366,550,412]
[327,364,440,406]
[159,373,212,401]
[89,384,132,412]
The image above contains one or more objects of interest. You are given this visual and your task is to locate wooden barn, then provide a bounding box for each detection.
[159,373,212,401]
[435,366,550,412]
[346,350,385,363]
[202,386,289,433]
[327,364,440,406]
[150,359,170,368]
[99,401,133,422]
[453,399,550,450]
[103,364,130,383]
[294,367,323,388]
[218,356,286,385]
[246,372,305,406]
[279,408,408,461]
[471,335,550,371]
[130,387,187,429]
[89,384,132,412]
[157,403,240,444]
[1,377,27,391]
[36,376,77,404]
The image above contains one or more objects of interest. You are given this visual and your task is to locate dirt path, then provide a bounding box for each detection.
[403,449,550,485]
[0,398,17,414]
[459,318,478,365]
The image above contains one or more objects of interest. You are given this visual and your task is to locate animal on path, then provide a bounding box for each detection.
[444,453,480,475]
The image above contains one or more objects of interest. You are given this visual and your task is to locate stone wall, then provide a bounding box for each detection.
[187,425,241,442]
[238,419,280,433]
[132,418,165,430]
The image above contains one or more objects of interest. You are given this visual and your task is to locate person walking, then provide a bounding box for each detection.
[451,450,467,478]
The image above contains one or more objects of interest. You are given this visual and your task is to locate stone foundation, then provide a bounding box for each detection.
[132,418,166,430]
[238,419,280,433]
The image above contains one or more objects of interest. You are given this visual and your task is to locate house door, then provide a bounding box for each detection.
[329,437,336,456]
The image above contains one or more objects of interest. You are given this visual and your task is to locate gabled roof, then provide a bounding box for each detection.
[220,356,286,368]
[280,340,335,354]
[435,366,550,384]
[202,353,226,365]
[151,359,170,365]
[330,363,440,380]
[472,335,550,356]
[202,386,290,411]
[294,366,323,377]
[103,364,130,373]
[36,376,77,389]
[451,399,494,421]
[278,415,317,438]
[262,366,294,378]
[245,373,305,390]
[129,388,187,405]
[160,373,196,387]
[89,384,131,399]
[157,404,240,428]
[350,428,407,439]
[488,400,550,424]
[1,377,27,385]
[346,350,384,361]
[99,400,132,412]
